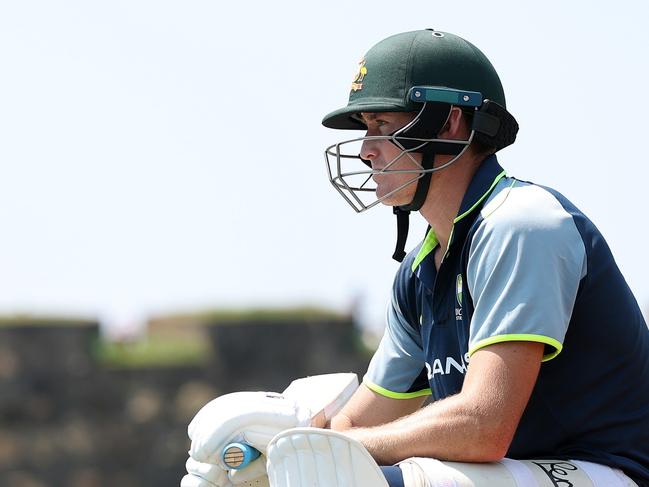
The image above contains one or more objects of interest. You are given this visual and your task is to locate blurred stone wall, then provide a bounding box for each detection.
[0,316,370,487]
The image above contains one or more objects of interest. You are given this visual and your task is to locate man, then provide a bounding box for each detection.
[183,30,649,487]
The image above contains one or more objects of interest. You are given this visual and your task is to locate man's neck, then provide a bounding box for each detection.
[418,151,484,254]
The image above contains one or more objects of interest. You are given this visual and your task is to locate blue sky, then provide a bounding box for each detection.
[1,0,647,335]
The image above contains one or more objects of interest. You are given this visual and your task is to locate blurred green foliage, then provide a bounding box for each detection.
[153,306,349,324]
[94,337,212,368]
[0,314,96,326]
[1,307,356,368]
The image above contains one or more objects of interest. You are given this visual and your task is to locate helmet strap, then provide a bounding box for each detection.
[385,102,464,262]
[392,207,410,262]
[390,150,435,262]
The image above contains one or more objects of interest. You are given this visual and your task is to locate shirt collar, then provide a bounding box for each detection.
[454,154,506,226]
[411,154,507,276]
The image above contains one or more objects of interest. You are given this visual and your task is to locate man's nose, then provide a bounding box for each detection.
[360,137,377,167]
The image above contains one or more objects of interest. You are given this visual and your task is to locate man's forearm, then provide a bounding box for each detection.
[341,343,542,465]
[345,391,512,465]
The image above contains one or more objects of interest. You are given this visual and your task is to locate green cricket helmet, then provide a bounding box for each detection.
[322,29,518,261]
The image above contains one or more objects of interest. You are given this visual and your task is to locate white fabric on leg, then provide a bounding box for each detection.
[399,456,639,487]
[499,458,539,487]
[266,427,389,487]
[398,458,456,487]
[572,460,638,487]
[399,457,520,487]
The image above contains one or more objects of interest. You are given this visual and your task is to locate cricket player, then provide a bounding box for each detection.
[182,30,649,487]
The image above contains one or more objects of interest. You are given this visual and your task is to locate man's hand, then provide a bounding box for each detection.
[181,457,269,487]
[181,390,310,487]
[181,457,232,487]
[188,391,311,465]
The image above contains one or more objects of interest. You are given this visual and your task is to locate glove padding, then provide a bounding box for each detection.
[266,428,389,487]
[181,457,270,487]
[181,457,231,487]
[188,391,312,468]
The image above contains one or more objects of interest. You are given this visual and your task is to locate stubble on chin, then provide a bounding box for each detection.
[377,184,417,207]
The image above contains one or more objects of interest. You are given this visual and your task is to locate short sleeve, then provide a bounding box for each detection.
[363,290,431,399]
[467,182,587,361]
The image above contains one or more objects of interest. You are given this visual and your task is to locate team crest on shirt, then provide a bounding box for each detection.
[455,274,463,321]
[351,58,367,92]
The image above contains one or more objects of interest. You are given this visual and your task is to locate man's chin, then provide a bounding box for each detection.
[376,184,416,207]
[379,194,410,207]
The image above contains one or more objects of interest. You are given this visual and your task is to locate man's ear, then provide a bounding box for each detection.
[437,107,467,140]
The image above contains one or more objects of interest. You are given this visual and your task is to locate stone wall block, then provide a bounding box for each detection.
[206,319,369,392]
[0,315,370,486]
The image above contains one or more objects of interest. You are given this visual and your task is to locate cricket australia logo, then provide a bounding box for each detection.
[350,58,367,92]
[455,274,463,321]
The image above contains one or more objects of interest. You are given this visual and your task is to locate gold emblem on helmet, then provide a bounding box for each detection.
[351,58,367,92]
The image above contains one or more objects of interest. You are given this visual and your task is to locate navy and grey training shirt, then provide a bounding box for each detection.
[365,155,649,483]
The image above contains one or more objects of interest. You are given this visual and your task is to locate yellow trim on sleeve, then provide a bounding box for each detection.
[468,334,563,362]
[363,379,431,399]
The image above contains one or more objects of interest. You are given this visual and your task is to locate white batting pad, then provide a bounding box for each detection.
[266,427,388,487]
